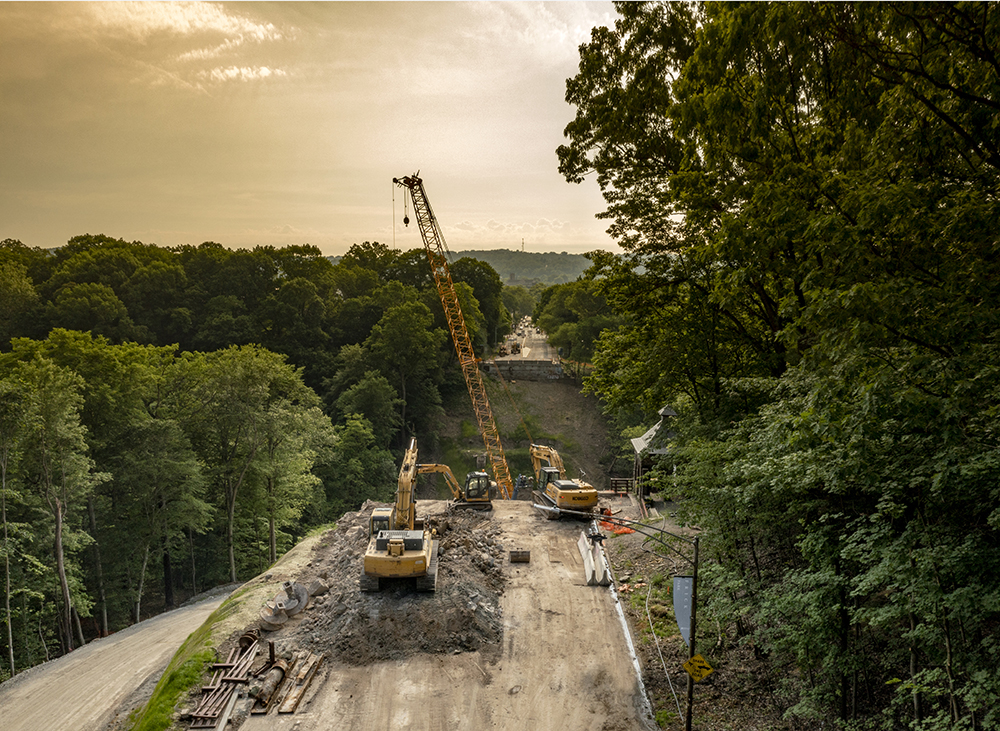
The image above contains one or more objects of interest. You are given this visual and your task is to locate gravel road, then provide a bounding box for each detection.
[0,595,224,731]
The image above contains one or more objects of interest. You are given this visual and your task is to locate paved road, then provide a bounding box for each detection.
[497,328,555,361]
[0,596,224,731]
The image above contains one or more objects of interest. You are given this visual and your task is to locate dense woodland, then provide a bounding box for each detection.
[0,236,610,677]
[563,3,1000,730]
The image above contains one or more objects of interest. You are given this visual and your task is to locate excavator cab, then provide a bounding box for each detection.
[536,467,561,492]
[369,507,394,538]
[464,472,491,501]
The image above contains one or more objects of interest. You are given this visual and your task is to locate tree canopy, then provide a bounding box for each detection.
[561,2,1000,728]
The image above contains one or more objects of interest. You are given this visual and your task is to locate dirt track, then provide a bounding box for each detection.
[0,596,223,731]
[242,500,655,731]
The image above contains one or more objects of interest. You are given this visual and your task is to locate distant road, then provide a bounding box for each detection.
[0,596,223,731]
[498,328,555,362]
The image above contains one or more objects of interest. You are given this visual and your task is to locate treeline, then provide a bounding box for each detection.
[0,236,528,679]
[564,3,1000,730]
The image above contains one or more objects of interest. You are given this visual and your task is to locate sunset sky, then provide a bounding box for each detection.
[0,1,620,257]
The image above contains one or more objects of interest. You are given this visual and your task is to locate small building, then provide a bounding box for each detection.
[630,405,677,503]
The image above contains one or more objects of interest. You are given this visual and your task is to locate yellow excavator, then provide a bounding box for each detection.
[529,444,599,518]
[361,438,439,592]
[416,462,493,511]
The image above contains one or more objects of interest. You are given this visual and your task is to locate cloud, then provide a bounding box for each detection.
[86,2,283,43]
[469,1,616,67]
[200,66,286,83]
[77,2,291,88]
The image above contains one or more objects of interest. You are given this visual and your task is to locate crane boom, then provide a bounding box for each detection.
[393,173,513,499]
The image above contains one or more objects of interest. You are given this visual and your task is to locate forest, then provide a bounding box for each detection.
[0,234,614,678]
[562,2,1000,729]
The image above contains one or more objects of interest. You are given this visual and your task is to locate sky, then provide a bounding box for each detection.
[0,1,621,257]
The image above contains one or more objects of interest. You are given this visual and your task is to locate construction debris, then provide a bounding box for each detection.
[509,550,530,563]
[190,635,258,729]
[277,651,324,714]
[259,581,309,631]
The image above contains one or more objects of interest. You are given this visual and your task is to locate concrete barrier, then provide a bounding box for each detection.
[485,359,563,381]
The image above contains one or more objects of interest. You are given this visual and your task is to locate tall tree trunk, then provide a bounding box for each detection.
[71,606,85,649]
[162,538,174,609]
[86,498,108,636]
[53,499,73,652]
[909,611,924,723]
[227,491,237,583]
[188,527,197,596]
[268,477,277,565]
[134,544,150,624]
[2,463,15,675]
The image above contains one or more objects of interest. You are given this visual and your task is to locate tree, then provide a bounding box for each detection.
[45,283,140,344]
[254,403,333,564]
[15,357,106,652]
[316,414,395,518]
[501,285,536,328]
[0,376,30,675]
[363,301,447,437]
[534,279,618,365]
[112,416,210,620]
[560,3,1000,726]
[450,257,511,346]
[334,371,404,449]
[0,262,40,350]
[184,345,320,583]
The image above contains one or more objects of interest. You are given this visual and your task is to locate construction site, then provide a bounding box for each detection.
[0,174,706,731]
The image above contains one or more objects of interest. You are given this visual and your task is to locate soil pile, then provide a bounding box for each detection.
[255,501,508,666]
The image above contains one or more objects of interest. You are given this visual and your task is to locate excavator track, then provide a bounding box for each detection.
[415,540,440,592]
[359,573,381,592]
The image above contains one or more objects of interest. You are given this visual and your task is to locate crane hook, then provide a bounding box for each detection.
[403,214,409,227]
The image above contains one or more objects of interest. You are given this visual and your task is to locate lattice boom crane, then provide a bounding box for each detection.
[392,173,513,499]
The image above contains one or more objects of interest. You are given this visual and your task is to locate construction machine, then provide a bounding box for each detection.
[361,437,439,592]
[529,443,599,518]
[417,462,493,511]
[393,173,514,500]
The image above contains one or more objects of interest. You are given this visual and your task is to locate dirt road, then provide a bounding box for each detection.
[242,500,655,731]
[0,596,224,731]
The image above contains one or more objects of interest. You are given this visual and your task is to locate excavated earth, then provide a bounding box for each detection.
[185,496,656,731]
[272,501,508,666]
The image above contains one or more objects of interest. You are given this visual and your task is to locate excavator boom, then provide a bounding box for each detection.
[393,174,513,499]
[417,463,494,511]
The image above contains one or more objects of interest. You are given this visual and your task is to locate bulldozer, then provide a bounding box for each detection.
[361,438,439,592]
[417,462,493,511]
[529,444,599,519]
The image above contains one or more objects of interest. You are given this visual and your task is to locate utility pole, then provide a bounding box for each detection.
[685,536,700,731]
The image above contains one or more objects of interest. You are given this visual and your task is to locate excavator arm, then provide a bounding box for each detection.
[395,437,420,530]
[529,444,566,480]
[416,463,463,501]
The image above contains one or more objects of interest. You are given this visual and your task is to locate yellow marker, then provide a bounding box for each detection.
[682,654,714,682]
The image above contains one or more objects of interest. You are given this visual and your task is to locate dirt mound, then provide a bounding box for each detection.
[258,501,508,666]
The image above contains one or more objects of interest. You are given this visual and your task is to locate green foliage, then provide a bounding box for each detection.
[564,2,1000,727]
[534,279,619,364]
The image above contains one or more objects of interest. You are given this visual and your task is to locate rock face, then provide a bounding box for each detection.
[254,502,508,666]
